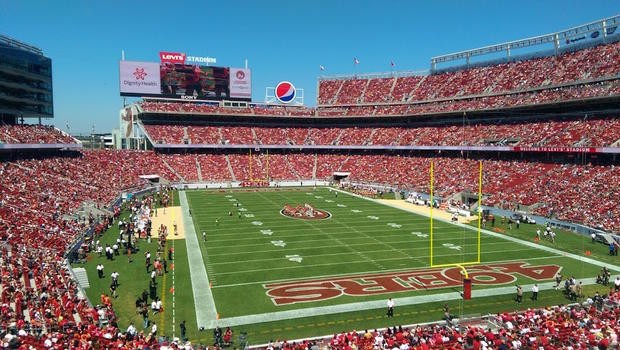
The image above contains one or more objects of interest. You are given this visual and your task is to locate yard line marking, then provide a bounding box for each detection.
[254,192,383,270]
[207,225,472,239]
[179,191,218,330]
[266,191,431,269]
[204,239,518,256]
[209,246,543,274]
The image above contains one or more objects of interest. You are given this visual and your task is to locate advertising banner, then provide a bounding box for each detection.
[120,61,250,101]
[229,68,252,99]
[119,61,161,95]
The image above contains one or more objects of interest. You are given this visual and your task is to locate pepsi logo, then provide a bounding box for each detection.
[236,70,245,79]
[275,81,296,103]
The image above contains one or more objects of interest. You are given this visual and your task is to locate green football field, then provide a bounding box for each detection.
[80,187,619,345]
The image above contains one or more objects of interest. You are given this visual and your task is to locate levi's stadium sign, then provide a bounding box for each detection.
[159,51,185,64]
[159,51,216,65]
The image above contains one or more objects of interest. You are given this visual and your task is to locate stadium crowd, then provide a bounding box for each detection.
[258,290,620,349]
[2,144,617,234]
[0,124,77,144]
[318,41,620,106]
[137,80,619,119]
[141,116,620,148]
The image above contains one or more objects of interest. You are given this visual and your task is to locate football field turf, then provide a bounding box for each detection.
[81,187,618,345]
[188,188,602,319]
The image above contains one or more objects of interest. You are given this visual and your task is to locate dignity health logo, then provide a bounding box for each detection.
[133,68,148,80]
[120,61,159,93]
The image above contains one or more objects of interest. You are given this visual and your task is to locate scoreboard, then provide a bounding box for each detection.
[119,59,251,102]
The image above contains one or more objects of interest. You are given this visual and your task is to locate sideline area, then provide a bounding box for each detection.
[376,199,479,224]
[149,206,187,240]
[178,191,219,329]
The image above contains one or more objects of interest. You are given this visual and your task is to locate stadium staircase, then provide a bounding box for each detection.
[183,127,190,143]
[136,120,155,146]
[333,129,345,145]
[487,69,511,94]
[331,80,345,104]
[407,76,427,102]
[430,74,456,99]
[339,155,351,172]
[162,159,183,181]
[312,154,318,179]
[251,128,259,144]
[388,77,398,99]
[364,128,377,145]
[303,128,313,145]
[217,127,224,144]
[195,156,203,182]
[72,267,90,289]
[359,79,371,103]
[72,201,113,222]
[56,126,79,144]
[225,155,237,181]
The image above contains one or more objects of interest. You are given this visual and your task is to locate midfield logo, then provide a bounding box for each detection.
[263,262,561,305]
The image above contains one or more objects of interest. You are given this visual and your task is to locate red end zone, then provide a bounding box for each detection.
[263,262,561,305]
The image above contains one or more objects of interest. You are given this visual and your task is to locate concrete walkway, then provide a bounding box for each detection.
[179,191,218,329]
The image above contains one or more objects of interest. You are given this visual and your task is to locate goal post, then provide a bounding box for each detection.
[248,148,270,183]
[429,160,483,299]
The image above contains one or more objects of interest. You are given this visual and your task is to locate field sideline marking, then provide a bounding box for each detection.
[180,191,218,329]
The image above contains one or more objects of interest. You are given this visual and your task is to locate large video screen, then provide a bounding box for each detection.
[119,61,251,101]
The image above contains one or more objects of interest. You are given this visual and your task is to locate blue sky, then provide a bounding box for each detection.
[0,1,617,134]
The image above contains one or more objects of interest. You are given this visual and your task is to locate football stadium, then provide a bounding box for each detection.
[1,7,620,349]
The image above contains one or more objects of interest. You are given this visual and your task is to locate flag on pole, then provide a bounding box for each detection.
[353,57,360,64]
[319,65,325,71]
